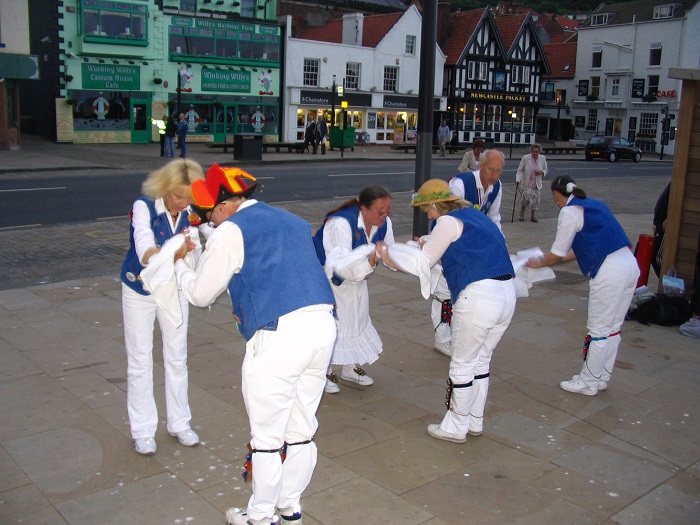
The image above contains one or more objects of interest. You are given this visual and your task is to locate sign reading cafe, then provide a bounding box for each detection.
[82,63,140,90]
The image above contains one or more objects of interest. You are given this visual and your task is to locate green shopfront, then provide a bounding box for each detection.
[60,8,281,145]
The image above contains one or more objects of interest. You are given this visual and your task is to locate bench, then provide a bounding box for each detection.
[262,142,307,153]
[205,142,234,153]
[390,144,468,154]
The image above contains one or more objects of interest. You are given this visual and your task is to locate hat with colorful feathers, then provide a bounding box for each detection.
[189,164,257,223]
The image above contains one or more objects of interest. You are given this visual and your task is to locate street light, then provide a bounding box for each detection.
[508,110,517,158]
[331,75,336,127]
[340,100,348,158]
[555,91,562,142]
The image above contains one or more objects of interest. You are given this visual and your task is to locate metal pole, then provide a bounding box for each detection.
[331,75,336,127]
[555,104,561,142]
[340,110,345,159]
[413,0,437,238]
[509,114,514,158]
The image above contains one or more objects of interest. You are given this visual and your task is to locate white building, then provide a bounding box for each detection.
[572,0,700,155]
[283,5,446,144]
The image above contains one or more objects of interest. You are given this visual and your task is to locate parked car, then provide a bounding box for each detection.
[585,136,642,162]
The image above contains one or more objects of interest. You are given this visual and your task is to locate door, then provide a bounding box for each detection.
[213,104,236,143]
[613,118,623,137]
[130,97,150,143]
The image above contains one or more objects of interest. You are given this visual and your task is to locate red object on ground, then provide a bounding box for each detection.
[635,234,654,287]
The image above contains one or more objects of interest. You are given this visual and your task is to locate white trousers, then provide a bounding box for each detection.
[577,248,639,388]
[439,279,516,436]
[122,284,192,439]
[242,307,336,523]
[431,273,452,345]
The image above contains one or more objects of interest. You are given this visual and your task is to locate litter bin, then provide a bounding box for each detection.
[233,133,262,161]
[482,137,495,150]
[329,126,355,151]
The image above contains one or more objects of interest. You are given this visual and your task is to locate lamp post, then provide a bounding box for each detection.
[508,110,517,159]
[331,75,336,127]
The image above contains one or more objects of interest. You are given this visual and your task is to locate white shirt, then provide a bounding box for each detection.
[448,172,502,230]
[550,195,584,257]
[132,197,201,264]
[174,200,257,307]
[421,215,463,267]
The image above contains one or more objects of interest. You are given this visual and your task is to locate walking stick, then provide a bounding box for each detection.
[510,181,520,223]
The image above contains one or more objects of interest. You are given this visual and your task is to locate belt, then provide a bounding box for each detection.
[490,274,513,281]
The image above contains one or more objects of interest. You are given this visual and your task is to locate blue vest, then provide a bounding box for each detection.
[312,205,388,266]
[120,197,191,295]
[226,202,335,341]
[440,207,514,302]
[453,173,501,215]
[568,197,631,278]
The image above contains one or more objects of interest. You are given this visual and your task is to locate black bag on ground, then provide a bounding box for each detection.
[630,294,693,326]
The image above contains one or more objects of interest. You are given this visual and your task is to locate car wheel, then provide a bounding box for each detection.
[633,152,641,163]
[608,151,617,162]
[585,153,593,161]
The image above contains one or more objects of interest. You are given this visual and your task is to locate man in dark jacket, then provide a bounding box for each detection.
[303,116,316,153]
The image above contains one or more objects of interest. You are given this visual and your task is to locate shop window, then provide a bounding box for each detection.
[486,105,501,131]
[81,0,147,45]
[304,59,320,87]
[639,112,658,137]
[71,91,131,131]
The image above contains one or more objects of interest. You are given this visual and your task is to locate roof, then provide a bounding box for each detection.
[543,42,577,79]
[297,11,403,47]
[581,0,699,27]
[440,8,487,64]
[494,14,527,52]
[536,13,581,43]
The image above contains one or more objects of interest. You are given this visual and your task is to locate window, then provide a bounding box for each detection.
[511,65,530,85]
[649,43,662,66]
[591,76,600,97]
[590,13,609,26]
[81,0,147,44]
[591,47,602,68]
[240,0,255,19]
[611,78,620,97]
[468,61,488,81]
[653,4,678,19]
[383,66,398,92]
[346,62,361,90]
[647,75,659,96]
[405,35,416,55]
[303,59,320,87]
[639,112,658,137]
[586,109,598,130]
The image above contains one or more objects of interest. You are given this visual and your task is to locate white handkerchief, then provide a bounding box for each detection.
[387,243,432,299]
[141,234,186,327]
[510,247,556,298]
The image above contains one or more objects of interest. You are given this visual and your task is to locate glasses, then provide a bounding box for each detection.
[369,206,391,217]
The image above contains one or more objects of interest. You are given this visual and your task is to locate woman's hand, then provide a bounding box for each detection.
[375,241,399,270]
[412,235,426,249]
[525,257,543,268]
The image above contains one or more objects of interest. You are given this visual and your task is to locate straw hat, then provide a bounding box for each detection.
[410,179,460,206]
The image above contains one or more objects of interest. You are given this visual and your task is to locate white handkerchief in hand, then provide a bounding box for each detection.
[510,247,556,298]
[387,243,432,299]
[141,234,186,327]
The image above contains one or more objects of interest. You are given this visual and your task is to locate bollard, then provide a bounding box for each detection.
[635,234,654,287]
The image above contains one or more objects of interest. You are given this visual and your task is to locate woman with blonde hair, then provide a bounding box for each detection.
[378,179,515,443]
[120,158,204,455]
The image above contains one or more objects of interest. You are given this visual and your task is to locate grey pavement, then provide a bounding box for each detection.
[1,137,698,525]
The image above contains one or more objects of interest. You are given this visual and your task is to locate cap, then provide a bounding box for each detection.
[410,179,460,206]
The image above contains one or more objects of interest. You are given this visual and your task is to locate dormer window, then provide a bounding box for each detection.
[590,13,609,26]
[654,4,680,19]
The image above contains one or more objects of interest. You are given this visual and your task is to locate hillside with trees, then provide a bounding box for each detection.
[450,0,600,15]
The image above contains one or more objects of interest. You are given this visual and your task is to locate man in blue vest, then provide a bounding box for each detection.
[429,149,506,358]
[174,165,337,525]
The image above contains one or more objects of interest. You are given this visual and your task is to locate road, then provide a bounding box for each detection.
[0,159,671,228]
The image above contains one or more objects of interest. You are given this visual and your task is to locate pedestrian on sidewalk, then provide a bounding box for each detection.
[377,179,515,442]
[312,186,394,394]
[437,120,450,157]
[120,158,204,456]
[526,175,639,395]
[428,149,505,357]
[515,144,548,222]
[150,115,167,157]
[164,116,177,158]
[303,116,316,153]
[316,115,328,155]
[457,139,485,173]
[175,165,337,525]
[176,113,188,158]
